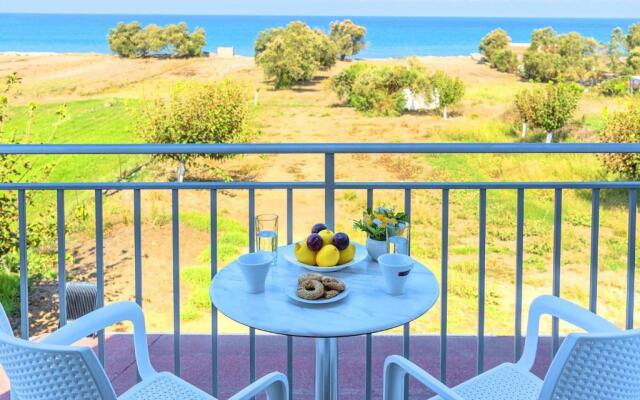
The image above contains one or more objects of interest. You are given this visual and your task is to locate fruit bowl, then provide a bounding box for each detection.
[282,242,368,272]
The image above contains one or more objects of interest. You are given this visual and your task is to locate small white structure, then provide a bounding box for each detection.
[216,47,235,58]
[403,88,440,112]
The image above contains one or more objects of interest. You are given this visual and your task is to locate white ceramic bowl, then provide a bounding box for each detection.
[282,242,368,272]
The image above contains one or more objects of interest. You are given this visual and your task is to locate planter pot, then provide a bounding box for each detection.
[366,237,388,261]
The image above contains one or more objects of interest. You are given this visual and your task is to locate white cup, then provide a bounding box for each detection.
[236,251,273,293]
[378,253,414,295]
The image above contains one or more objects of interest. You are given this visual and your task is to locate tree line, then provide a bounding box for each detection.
[479,23,640,83]
[108,21,206,58]
[254,19,366,89]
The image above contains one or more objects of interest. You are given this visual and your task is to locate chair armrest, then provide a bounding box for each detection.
[517,295,621,370]
[384,355,464,400]
[228,372,288,400]
[41,301,156,379]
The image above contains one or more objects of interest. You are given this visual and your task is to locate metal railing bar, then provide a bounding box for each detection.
[95,189,105,366]
[589,189,600,313]
[336,182,640,190]
[171,189,181,376]
[56,190,67,327]
[325,153,335,231]
[248,188,256,387]
[627,189,637,330]
[18,189,28,339]
[365,188,373,400]
[403,188,411,400]
[514,189,524,361]
[4,142,640,155]
[477,189,486,374]
[134,190,142,307]
[210,189,219,397]
[552,189,562,355]
[4,181,640,191]
[286,188,293,400]
[440,188,449,383]
[0,182,325,190]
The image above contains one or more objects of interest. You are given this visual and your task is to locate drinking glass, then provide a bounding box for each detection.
[256,214,278,265]
[386,222,410,255]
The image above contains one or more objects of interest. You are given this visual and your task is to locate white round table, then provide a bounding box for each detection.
[210,244,439,400]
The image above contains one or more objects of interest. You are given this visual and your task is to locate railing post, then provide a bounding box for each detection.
[56,190,67,327]
[325,153,335,231]
[18,190,28,339]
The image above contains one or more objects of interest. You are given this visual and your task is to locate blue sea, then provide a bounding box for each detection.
[0,13,638,58]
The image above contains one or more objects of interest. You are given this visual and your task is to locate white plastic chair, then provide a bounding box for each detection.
[0,301,288,400]
[384,295,640,400]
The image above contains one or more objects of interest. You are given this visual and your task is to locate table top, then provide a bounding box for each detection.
[210,245,440,338]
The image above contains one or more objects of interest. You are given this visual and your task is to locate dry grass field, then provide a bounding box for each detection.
[2,52,638,337]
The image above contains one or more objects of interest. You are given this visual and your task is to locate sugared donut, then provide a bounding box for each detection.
[298,273,323,286]
[321,276,346,291]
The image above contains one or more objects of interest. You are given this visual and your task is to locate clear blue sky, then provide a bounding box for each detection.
[0,0,639,18]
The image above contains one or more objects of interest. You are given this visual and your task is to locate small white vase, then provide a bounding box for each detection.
[366,236,388,261]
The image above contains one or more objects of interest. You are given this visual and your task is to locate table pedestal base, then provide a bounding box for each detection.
[315,337,338,400]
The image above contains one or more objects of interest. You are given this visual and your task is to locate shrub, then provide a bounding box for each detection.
[255,22,327,89]
[139,80,251,181]
[329,19,367,60]
[598,77,631,97]
[513,81,582,138]
[479,29,518,73]
[430,71,465,119]
[313,29,339,70]
[331,62,432,116]
[628,49,640,74]
[599,104,640,179]
[108,21,206,58]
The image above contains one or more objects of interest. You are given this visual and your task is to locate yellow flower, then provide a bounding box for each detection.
[365,216,372,225]
[390,218,397,225]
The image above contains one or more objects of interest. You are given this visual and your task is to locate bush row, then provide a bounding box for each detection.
[255,20,366,89]
[108,21,206,58]
[330,61,464,117]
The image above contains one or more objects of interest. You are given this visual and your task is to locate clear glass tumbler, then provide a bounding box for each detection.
[386,222,410,255]
[255,214,279,265]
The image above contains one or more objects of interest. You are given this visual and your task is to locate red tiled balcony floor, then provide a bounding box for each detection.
[0,334,554,399]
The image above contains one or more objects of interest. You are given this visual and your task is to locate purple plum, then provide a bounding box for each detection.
[332,232,350,251]
[311,223,328,234]
[306,233,324,251]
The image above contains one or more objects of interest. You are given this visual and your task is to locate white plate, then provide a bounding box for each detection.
[286,286,350,305]
[282,242,368,272]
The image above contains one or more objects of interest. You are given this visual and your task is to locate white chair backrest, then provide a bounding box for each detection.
[0,303,117,400]
[539,329,640,400]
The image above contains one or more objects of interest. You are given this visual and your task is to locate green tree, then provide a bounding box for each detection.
[254,27,283,57]
[165,23,206,58]
[478,29,518,72]
[139,80,251,181]
[625,23,640,51]
[134,24,166,56]
[599,104,640,179]
[108,21,142,57]
[430,71,465,119]
[313,29,338,70]
[608,27,626,73]
[628,49,640,74]
[255,22,322,89]
[514,87,540,137]
[329,19,367,61]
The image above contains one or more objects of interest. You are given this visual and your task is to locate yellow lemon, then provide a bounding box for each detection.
[316,244,339,267]
[294,241,317,265]
[338,244,356,265]
[318,230,334,246]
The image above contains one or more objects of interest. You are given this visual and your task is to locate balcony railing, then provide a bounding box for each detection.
[1,142,640,399]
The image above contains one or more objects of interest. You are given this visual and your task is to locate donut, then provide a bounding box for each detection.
[297,280,325,300]
[324,290,339,299]
[321,277,346,291]
[298,273,323,286]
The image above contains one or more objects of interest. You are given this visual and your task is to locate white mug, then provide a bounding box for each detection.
[378,253,414,295]
[236,251,273,293]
